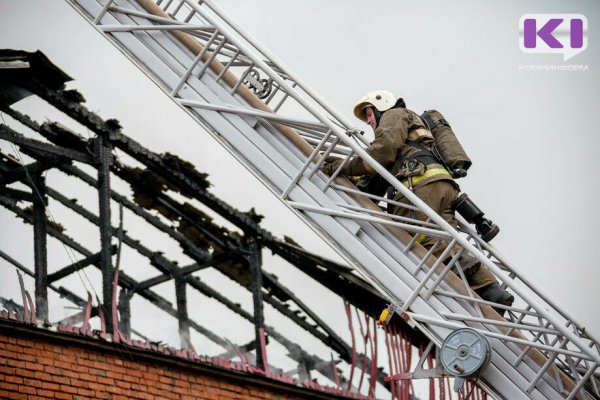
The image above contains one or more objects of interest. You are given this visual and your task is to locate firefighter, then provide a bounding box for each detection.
[320,90,513,313]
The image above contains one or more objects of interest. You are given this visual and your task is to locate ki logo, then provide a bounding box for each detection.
[519,14,588,61]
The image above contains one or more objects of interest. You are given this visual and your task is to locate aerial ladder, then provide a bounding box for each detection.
[63,0,600,398]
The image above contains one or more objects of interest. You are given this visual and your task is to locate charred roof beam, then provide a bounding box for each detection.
[0,187,35,202]
[6,84,389,386]
[53,160,352,359]
[0,123,93,165]
[1,97,385,351]
[40,182,348,382]
[47,248,117,284]
[0,196,234,350]
[132,254,237,293]
[26,83,271,241]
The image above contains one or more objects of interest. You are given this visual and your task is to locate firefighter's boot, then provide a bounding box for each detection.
[475,283,514,317]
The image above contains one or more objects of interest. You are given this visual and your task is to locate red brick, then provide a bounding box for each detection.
[7,343,24,353]
[97,376,114,385]
[1,382,19,392]
[62,370,79,379]
[60,385,78,394]
[29,379,43,388]
[15,367,34,378]
[86,381,104,391]
[16,338,34,347]
[105,385,123,395]
[76,387,93,396]
[17,353,36,362]
[37,356,53,366]
[6,393,29,400]
[89,368,106,376]
[115,380,131,389]
[36,389,54,397]
[54,360,71,370]
[142,372,158,381]
[25,361,44,371]
[41,381,60,391]
[18,385,37,395]
[54,393,72,400]
[33,371,52,381]
[51,374,70,385]
[0,365,16,375]
[175,380,191,388]
[44,366,60,375]
[107,365,127,375]
[23,347,41,356]
[4,375,24,384]
[0,348,17,359]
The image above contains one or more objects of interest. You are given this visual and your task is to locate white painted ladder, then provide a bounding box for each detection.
[64,0,600,398]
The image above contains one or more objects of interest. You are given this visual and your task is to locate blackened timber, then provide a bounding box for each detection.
[118,289,131,337]
[45,179,349,357]
[15,85,396,385]
[55,165,351,353]
[16,150,371,384]
[31,173,48,321]
[0,197,231,349]
[175,276,191,349]
[217,338,260,360]
[53,166,368,376]
[56,287,88,308]
[155,196,232,251]
[28,94,408,342]
[0,187,35,202]
[47,248,116,284]
[0,124,93,165]
[58,164,213,262]
[0,249,87,311]
[36,90,417,348]
[31,85,270,240]
[0,249,34,278]
[128,185,353,356]
[1,106,91,158]
[133,255,235,293]
[0,160,52,186]
[96,131,114,332]
[247,240,266,370]
[38,184,346,382]
[15,84,405,329]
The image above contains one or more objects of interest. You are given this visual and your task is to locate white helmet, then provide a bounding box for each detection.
[353,90,397,122]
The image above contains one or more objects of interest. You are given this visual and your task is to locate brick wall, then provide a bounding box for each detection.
[0,320,353,400]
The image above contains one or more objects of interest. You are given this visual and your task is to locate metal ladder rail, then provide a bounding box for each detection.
[67,3,524,396]
[132,1,600,370]
[65,0,600,396]
[69,0,596,396]
[182,0,600,394]
[451,218,600,397]
[72,0,458,350]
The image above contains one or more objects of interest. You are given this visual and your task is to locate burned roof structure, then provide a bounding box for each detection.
[0,50,477,399]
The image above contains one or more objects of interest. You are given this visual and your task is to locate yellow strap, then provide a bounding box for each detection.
[403,168,450,188]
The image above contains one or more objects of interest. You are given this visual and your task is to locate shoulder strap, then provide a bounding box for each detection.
[421,110,451,130]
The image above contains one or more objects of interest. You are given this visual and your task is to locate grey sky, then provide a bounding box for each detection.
[1,0,599,388]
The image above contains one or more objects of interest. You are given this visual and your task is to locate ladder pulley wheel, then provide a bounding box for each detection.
[440,328,491,378]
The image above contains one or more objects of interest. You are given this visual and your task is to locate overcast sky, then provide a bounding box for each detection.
[1,0,599,388]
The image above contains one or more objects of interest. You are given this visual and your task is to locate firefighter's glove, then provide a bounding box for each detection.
[320,156,343,176]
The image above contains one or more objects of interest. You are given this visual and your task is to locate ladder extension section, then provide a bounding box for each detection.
[65,0,600,398]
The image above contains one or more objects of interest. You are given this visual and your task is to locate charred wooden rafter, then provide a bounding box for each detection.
[0,57,428,389]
